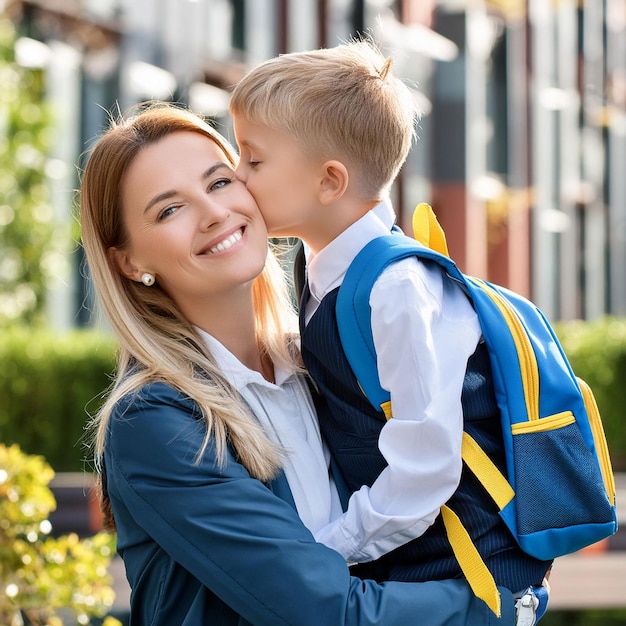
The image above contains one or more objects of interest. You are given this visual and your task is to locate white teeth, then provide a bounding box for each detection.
[209,229,242,254]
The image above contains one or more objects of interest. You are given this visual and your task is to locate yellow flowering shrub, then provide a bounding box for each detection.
[0,443,121,626]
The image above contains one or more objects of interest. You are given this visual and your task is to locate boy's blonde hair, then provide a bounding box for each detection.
[230,40,418,198]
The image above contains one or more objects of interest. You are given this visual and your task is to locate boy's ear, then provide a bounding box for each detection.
[108,246,141,282]
[318,160,349,205]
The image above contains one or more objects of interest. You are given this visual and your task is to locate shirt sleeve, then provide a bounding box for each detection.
[105,383,512,626]
[314,258,482,563]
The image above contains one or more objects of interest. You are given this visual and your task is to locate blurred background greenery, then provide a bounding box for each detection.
[2,320,625,474]
[1,1,624,622]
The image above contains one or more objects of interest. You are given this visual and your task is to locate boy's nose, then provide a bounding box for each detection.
[234,163,248,183]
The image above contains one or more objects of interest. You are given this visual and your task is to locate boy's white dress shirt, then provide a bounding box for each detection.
[305,200,483,563]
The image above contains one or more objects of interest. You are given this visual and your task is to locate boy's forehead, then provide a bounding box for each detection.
[233,118,285,147]
[232,116,263,138]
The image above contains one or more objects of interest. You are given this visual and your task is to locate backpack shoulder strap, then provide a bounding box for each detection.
[336,234,459,412]
[336,232,506,616]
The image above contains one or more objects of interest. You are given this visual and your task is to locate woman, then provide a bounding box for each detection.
[80,103,515,625]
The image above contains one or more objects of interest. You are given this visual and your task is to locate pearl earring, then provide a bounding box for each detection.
[141,273,155,286]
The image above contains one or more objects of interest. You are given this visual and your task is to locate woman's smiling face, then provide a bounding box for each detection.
[111,130,268,319]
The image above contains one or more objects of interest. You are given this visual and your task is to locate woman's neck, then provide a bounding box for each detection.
[188,291,274,382]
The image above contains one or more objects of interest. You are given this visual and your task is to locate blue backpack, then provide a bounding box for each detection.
[336,203,618,615]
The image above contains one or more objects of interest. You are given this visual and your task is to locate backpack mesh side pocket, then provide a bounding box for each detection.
[511,415,615,558]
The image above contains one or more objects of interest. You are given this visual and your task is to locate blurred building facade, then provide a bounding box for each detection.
[4,0,625,325]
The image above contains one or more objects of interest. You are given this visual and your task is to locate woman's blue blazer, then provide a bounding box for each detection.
[104,382,515,625]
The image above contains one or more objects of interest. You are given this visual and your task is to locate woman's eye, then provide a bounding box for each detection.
[157,205,178,221]
[209,177,232,191]
[248,160,260,168]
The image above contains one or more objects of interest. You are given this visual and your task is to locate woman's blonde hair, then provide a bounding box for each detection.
[229,40,418,198]
[80,103,300,526]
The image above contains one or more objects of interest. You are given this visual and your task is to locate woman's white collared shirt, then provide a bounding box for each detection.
[196,328,343,535]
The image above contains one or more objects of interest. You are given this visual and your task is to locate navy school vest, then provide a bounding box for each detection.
[300,285,551,592]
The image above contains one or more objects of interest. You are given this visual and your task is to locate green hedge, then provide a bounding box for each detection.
[554,316,626,470]
[0,327,116,472]
[1,318,625,473]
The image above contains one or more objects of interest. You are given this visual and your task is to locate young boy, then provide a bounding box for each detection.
[230,41,551,618]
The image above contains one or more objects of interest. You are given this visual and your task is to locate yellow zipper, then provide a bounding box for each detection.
[577,377,616,500]
[469,278,539,421]
[511,411,575,434]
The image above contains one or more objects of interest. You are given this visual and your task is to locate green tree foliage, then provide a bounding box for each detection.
[0,443,121,626]
[0,15,55,325]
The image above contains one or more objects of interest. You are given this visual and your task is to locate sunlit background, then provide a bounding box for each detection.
[1,0,624,327]
[1,2,625,623]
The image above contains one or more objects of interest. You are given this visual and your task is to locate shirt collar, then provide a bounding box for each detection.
[306,198,396,301]
[195,327,293,390]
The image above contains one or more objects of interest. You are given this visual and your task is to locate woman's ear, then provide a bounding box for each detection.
[108,246,140,282]
[318,160,349,205]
